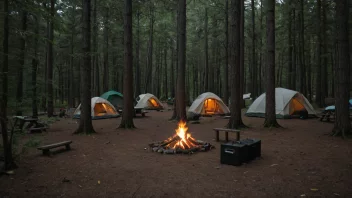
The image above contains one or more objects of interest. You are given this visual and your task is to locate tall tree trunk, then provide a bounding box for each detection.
[145,5,154,93]
[69,5,76,108]
[164,48,168,98]
[307,36,312,101]
[333,0,350,136]
[292,7,296,90]
[170,47,175,98]
[92,0,99,96]
[223,0,229,105]
[103,8,109,92]
[47,0,55,117]
[1,0,17,171]
[16,8,27,115]
[250,0,255,100]
[321,0,328,102]
[176,0,186,121]
[32,15,39,118]
[264,0,280,127]
[228,0,245,129]
[74,0,96,134]
[287,0,293,89]
[119,0,135,128]
[204,7,209,91]
[258,0,263,94]
[135,9,141,97]
[315,0,322,106]
[240,0,245,107]
[299,0,305,95]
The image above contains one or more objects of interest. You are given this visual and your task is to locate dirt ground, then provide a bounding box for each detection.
[1,107,352,198]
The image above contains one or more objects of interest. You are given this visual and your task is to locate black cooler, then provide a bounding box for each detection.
[220,141,249,166]
[220,139,261,166]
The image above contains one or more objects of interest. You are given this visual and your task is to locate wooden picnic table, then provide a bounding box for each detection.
[13,116,47,133]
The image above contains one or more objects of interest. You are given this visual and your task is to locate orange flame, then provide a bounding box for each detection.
[172,121,196,149]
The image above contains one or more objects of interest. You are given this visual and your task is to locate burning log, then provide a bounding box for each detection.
[149,121,214,155]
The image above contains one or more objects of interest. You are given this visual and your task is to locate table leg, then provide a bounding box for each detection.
[236,132,240,141]
[225,132,229,142]
[216,131,219,142]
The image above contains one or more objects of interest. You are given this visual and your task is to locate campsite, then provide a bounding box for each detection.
[1,0,352,197]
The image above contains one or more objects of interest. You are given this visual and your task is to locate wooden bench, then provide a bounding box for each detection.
[37,140,72,156]
[213,128,241,142]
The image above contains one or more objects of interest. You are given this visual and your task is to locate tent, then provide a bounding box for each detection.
[135,93,164,110]
[73,97,119,119]
[188,92,230,116]
[245,87,316,118]
[100,90,123,110]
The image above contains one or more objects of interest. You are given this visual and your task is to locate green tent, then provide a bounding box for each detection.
[100,90,124,110]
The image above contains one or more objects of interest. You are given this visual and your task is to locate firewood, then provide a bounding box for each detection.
[160,136,181,147]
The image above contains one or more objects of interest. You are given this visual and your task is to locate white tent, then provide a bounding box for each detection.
[245,87,316,118]
[188,92,230,116]
[135,93,164,110]
[73,97,119,119]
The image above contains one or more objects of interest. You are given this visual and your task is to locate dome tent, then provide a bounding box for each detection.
[188,92,230,116]
[100,90,123,110]
[245,87,316,118]
[135,93,164,110]
[73,97,119,119]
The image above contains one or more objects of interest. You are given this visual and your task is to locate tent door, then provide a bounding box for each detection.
[204,99,218,115]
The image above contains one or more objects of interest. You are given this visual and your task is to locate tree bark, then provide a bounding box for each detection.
[250,0,255,100]
[103,7,109,92]
[135,8,141,97]
[204,7,209,92]
[176,0,187,121]
[119,0,135,128]
[1,0,17,171]
[145,5,154,93]
[16,7,27,116]
[68,5,76,108]
[264,0,280,128]
[32,15,39,118]
[228,0,245,129]
[299,0,305,95]
[74,0,96,134]
[321,0,328,101]
[292,7,296,90]
[287,0,293,89]
[170,47,175,98]
[240,0,245,107]
[92,0,99,96]
[315,0,323,106]
[223,0,229,105]
[164,48,168,99]
[333,0,350,136]
[47,0,55,117]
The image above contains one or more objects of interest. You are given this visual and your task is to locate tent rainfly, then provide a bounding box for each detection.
[73,97,120,119]
[245,87,316,118]
[188,92,230,116]
[100,90,124,110]
[135,93,164,110]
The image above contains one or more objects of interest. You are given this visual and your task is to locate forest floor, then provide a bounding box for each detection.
[1,106,352,197]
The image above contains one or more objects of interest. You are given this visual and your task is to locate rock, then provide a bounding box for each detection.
[152,147,159,152]
[163,149,176,154]
[157,148,164,153]
[144,148,147,150]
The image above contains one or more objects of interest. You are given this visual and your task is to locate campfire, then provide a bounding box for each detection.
[149,121,214,154]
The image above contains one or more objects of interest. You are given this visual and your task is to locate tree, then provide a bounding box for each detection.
[74,0,96,134]
[204,7,209,92]
[103,7,109,92]
[333,0,350,137]
[264,0,280,128]
[1,0,17,171]
[315,0,322,107]
[227,0,245,129]
[47,0,55,117]
[175,0,186,121]
[32,14,39,118]
[240,0,245,106]
[135,7,141,97]
[119,0,135,128]
[223,0,229,105]
[16,4,27,116]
